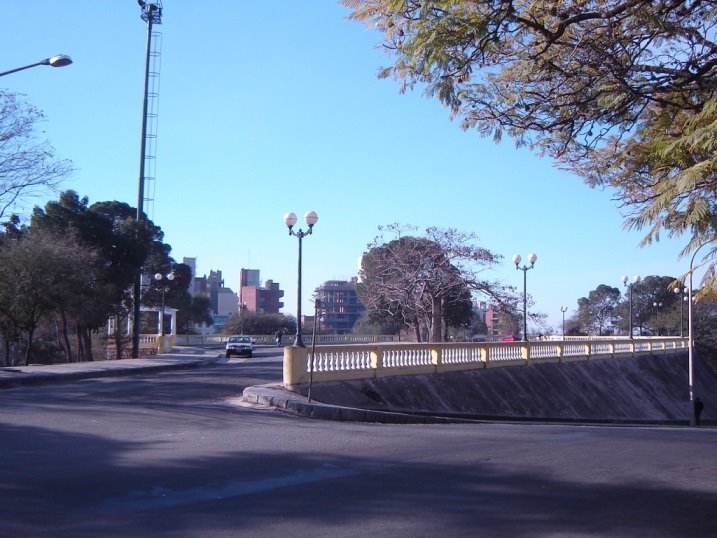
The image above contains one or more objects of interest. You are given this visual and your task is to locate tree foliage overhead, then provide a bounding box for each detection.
[0,91,72,219]
[357,224,515,341]
[343,1,717,279]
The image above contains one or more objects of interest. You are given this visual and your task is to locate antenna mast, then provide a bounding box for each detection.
[132,0,164,359]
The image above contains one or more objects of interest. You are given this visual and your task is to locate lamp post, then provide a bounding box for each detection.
[652,301,663,335]
[687,240,714,425]
[675,286,688,337]
[0,54,72,78]
[154,272,174,336]
[621,274,641,338]
[560,305,568,339]
[512,253,537,341]
[240,303,247,335]
[284,210,318,347]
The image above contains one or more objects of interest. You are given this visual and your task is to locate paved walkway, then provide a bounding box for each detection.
[0,347,222,388]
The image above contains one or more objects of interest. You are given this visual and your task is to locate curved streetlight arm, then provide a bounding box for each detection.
[0,55,72,78]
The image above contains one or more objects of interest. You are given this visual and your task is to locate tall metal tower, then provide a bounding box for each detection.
[132,0,163,359]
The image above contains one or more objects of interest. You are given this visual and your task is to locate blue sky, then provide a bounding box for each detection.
[0,1,695,332]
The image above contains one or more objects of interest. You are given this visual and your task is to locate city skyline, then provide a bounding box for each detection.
[0,1,699,333]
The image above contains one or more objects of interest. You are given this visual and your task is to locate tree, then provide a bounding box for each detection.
[576,285,621,336]
[619,275,681,336]
[0,230,96,366]
[176,296,214,334]
[0,91,72,219]
[351,310,403,336]
[357,224,515,342]
[343,1,717,278]
[30,191,170,361]
[222,312,295,335]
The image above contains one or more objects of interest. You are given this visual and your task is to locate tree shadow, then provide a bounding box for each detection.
[0,418,714,537]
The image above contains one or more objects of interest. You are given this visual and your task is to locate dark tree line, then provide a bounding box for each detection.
[571,275,710,337]
[222,311,296,336]
[0,190,211,366]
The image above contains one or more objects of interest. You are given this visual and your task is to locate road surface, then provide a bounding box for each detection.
[0,349,715,537]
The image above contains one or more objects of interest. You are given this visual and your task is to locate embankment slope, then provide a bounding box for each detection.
[300,353,717,423]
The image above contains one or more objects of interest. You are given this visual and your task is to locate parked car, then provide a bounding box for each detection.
[225,335,253,358]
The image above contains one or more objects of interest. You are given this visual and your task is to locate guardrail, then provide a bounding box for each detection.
[283,337,689,386]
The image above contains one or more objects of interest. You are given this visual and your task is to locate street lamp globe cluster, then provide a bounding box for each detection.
[154,272,174,336]
[674,286,688,337]
[284,210,318,347]
[560,305,568,338]
[512,253,537,341]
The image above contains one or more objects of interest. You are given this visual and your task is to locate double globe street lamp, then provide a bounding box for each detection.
[154,272,174,336]
[512,253,537,341]
[284,210,318,347]
[674,286,688,337]
[621,274,641,338]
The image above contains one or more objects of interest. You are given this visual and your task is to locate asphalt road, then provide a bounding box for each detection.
[1,348,715,537]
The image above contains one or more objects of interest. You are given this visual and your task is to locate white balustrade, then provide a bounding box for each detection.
[284,337,688,386]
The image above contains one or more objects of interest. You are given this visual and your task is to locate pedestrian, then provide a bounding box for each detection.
[694,397,705,426]
[275,329,283,347]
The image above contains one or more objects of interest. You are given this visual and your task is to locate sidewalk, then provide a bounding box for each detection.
[0,347,222,389]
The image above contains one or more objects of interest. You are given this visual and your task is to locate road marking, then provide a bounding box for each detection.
[99,465,358,513]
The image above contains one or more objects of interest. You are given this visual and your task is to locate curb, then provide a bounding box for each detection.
[241,385,478,424]
[241,385,711,427]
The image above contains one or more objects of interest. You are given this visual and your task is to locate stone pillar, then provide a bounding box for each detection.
[283,345,309,386]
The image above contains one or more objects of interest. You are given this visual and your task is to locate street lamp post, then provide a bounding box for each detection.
[284,210,318,347]
[240,303,247,335]
[653,301,663,335]
[621,274,641,338]
[512,253,537,341]
[560,306,568,339]
[686,240,714,425]
[675,286,688,337]
[0,54,72,78]
[154,272,174,336]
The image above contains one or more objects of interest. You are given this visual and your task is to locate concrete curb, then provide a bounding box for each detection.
[241,384,709,426]
[241,385,479,424]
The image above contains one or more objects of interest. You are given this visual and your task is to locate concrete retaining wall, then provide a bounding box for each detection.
[290,352,717,423]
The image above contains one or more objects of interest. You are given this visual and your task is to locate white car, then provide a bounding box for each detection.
[225,335,253,358]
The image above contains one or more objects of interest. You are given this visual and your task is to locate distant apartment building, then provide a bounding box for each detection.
[313,278,364,334]
[183,258,238,332]
[485,306,502,339]
[240,269,284,313]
